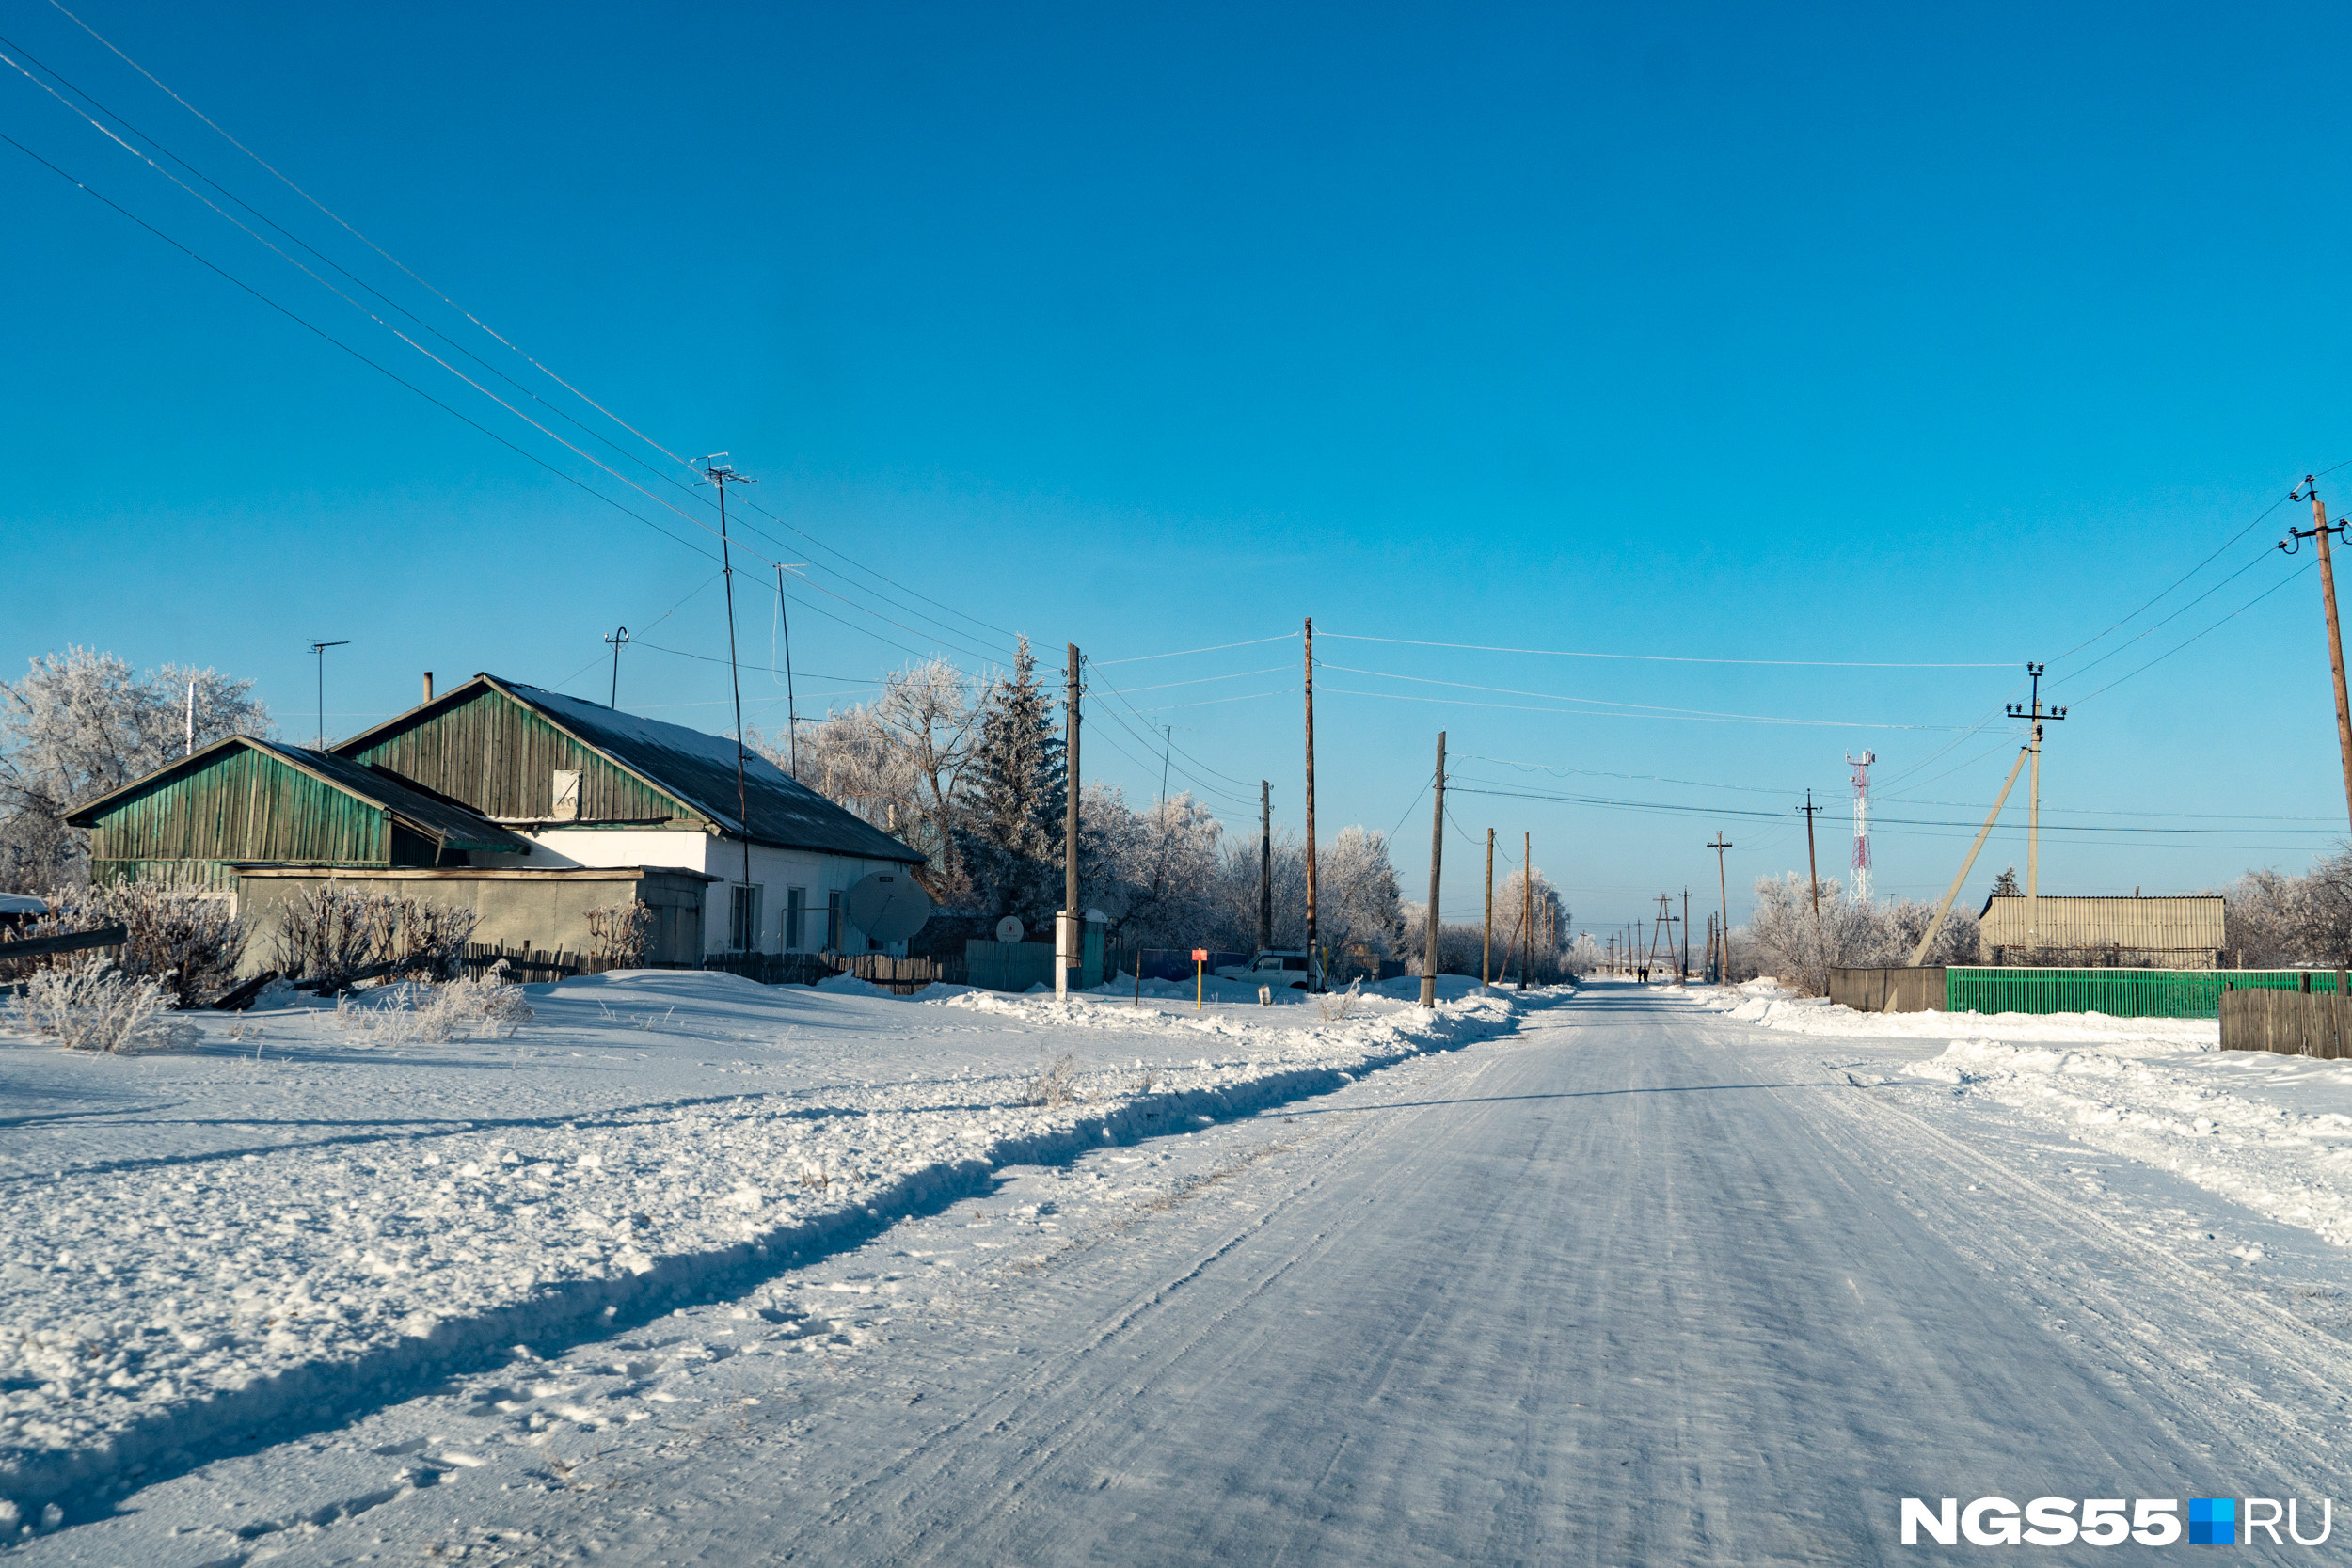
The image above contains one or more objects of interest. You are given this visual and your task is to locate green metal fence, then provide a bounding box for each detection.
[1945,967,2337,1020]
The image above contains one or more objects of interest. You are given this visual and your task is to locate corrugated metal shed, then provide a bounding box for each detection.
[334,675,925,865]
[1978,895,2225,952]
[65,736,531,881]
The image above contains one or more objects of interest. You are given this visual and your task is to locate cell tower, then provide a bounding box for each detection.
[1847,751,1876,905]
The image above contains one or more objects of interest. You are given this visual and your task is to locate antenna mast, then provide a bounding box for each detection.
[1846,751,1876,905]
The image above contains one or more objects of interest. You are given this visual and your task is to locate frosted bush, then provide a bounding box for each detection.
[269,882,479,986]
[12,957,193,1051]
[586,901,655,970]
[1020,1052,1079,1107]
[335,970,534,1044]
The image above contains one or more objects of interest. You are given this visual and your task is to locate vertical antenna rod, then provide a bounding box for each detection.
[700,455,757,947]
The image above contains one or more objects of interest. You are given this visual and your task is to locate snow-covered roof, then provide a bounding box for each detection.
[490,680,923,864]
[334,675,924,865]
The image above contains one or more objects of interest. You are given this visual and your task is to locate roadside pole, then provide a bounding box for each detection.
[1483,829,1495,992]
[1421,732,1446,1008]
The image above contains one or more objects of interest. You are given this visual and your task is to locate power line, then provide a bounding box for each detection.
[1319,633,2010,668]
[1093,633,1297,666]
[1318,683,1969,732]
[2072,558,2312,705]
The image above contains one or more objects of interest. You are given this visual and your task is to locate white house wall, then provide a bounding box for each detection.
[481,829,908,956]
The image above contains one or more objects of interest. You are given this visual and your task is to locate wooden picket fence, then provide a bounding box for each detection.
[463,942,584,982]
[2219,983,2352,1058]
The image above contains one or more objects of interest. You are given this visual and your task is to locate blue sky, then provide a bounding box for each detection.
[5,1,2351,939]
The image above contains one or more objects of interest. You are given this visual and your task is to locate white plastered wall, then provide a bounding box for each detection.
[482,828,909,956]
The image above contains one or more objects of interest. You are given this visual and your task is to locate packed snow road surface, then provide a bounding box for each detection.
[24,978,2352,1563]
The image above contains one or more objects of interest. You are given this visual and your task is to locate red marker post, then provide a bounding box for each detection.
[1192,948,1208,1010]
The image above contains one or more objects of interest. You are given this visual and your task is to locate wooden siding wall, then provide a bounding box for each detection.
[354,690,688,826]
[87,747,387,866]
[1827,966,1947,1013]
[2221,988,2352,1058]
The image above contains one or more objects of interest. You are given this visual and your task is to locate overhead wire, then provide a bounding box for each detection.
[1319,633,2009,668]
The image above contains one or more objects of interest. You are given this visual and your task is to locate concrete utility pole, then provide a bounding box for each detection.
[1259,781,1274,954]
[1059,642,1082,1000]
[307,640,348,750]
[1303,618,1319,990]
[604,626,629,710]
[700,456,758,943]
[1520,832,1534,991]
[2005,663,2067,954]
[1708,833,1733,985]
[1421,732,1446,1008]
[1483,829,1495,991]
[2284,477,2352,833]
[1799,790,1826,988]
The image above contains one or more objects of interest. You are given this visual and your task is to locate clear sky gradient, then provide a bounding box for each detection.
[5,1,2350,938]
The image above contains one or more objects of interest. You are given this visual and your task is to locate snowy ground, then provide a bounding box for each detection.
[18,975,2352,1561]
[0,969,1518,1533]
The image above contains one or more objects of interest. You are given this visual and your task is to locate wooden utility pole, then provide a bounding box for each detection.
[1421,732,1446,1008]
[2285,477,2352,832]
[1681,888,1691,983]
[2005,663,2067,954]
[1483,828,1495,990]
[1303,617,1319,990]
[1799,791,1826,988]
[1910,744,2030,966]
[1059,642,1081,1000]
[1708,832,1733,985]
[1259,780,1273,953]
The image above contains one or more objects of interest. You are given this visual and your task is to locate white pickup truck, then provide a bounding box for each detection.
[1214,949,1320,990]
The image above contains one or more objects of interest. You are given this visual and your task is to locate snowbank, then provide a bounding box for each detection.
[1905,1037,2352,1257]
[1685,978,2217,1049]
[0,970,1527,1521]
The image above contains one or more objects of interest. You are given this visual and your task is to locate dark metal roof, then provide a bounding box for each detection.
[335,675,923,864]
[66,736,532,854]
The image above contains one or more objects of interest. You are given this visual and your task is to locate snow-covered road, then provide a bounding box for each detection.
[24,980,2352,1563]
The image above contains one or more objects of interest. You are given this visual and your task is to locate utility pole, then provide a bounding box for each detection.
[699,457,759,948]
[1520,832,1533,991]
[1708,833,1733,986]
[307,640,349,749]
[2004,663,2067,954]
[2284,475,2352,832]
[773,564,806,776]
[604,626,630,709]
[1421,732,1446,1008]
[1682,888,1691,983]
[1303,617,1319,990]
[1259,781,1273,953]
[1160,726,1171,804]
[1060,642,1082,1000]
[183,680,195,757]
[1799,790,1826,989]
[1483,828,1495,991]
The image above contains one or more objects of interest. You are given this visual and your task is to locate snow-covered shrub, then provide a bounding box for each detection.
[13,957,191,1051]
[1020,1052,1079,1107]
[268,883,478,985]
[1317,978,1363,1022]
[0,882,245,1006]
[1733,874,1979,994]
[586,901,655,970]
[335,969,533,1044]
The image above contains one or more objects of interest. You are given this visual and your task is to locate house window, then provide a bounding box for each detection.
[786,887,806,951]
[730,884,762,952]
[550,770,580,821]
[825,889,842,953]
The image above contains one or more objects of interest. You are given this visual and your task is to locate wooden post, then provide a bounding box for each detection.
[1059,642,1080,1001]
[1483,828,1494,991]
[1259,780,1273,954]
[1303,618,1318,990]
[1421,732,1446,1008]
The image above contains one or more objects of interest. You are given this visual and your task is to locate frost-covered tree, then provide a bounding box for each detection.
[1733,872,1979,993]
[1317,825,1404,960]
[953,637,1067,929]
[2221,849,2352,967]
[0,648,272,891]
[756,657,983,899]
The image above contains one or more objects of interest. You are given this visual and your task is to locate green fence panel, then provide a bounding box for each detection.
[1943,967,2336,1021]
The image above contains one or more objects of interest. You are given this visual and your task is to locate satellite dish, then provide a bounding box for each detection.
[994,915,1025,944]
[845,872,931,944]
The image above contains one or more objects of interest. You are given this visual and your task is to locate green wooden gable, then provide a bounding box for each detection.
[347,685,693,829]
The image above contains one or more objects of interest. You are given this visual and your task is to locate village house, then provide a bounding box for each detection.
[66,673,926,966]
